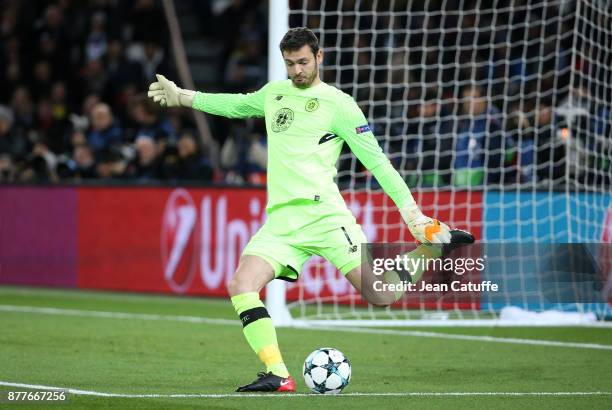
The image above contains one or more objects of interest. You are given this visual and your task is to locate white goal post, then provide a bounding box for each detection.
[266,0,612,327]
[265,0,293,327]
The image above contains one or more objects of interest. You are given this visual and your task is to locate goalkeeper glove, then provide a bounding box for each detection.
[400,204,451,244]
[147,74,195,108]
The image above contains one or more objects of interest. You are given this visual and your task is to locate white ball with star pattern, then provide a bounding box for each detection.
[303,347,351,394]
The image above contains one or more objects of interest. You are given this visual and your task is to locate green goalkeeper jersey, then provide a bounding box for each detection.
[192,80,413,212]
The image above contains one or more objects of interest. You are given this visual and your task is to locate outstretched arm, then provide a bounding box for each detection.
[331,95,451,244]
[148,74,268,119]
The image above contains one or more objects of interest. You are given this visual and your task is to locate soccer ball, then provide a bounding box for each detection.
[303,347,351,394]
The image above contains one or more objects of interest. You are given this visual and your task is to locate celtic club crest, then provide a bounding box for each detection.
[271,108,294,132]
[305,98,319,112]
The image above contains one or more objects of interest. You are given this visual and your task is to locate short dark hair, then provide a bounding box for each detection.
[279,27,319,56]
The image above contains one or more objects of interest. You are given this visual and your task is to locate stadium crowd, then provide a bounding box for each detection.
[0,0,216,183]
[0,0,609,187]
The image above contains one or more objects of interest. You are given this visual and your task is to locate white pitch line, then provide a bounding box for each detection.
[295,324,612,351]
[0,304,237,326]
[0,381,611,398]
[1,304,612,351]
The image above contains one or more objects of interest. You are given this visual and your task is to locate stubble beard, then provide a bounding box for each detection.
[292,62,319,89]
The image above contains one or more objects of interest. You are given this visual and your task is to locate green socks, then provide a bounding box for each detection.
[231,292,289,378]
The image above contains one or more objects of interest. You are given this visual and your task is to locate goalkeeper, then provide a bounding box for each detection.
[148,27,469,393]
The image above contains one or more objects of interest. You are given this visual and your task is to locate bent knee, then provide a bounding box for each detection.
[227,276,259,297]
[227,277,244,297]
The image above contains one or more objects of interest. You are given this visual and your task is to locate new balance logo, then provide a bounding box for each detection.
[318,133,337,144]
[241,315,249,323]
[349,245,358,254]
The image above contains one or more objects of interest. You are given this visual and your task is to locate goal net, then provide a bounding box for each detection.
[270,0,612,326]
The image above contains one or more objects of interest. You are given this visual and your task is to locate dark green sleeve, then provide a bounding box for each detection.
[331,94,416,210]
[192,83,269,118]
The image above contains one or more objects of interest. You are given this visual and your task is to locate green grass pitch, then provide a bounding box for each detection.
[1,285,611,409]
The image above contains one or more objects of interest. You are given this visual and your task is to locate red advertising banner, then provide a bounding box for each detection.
[77,187,266,296]
[76,187,482,300]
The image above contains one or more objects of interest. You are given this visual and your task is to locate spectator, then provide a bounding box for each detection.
[0,154,14,182]
[85,12,108,62]
[50,82,68,123]
[220,122,267,184]
[159,144,180,180]
[81,58,107,96]
[408,89,454,186]
[81,93,101,118]
[556,85,590,127]
[556,85,610,186]
[103,39,143,108]
[31,60,54,100]
[31,139,57,172]
[534,103,565,183]
[87,102,123,153]
[55,156,75,180]
[1,36,24,100]
[176,133,213,181]
[33,4,70,76]
[70,129,87,147]
[509,108,537,184]
[17,139,58,183]
[0,105,28,158]
[72,143,96,179]
[1,4,19,39]
[130,135,161,180]
[96,148,127,180]
[453,84,514,186]
[10,86,35,134]
[19,154,53,183]
[214,0,259,78]
[36,97,68,154]
[225,36,267,91]
[129,40,168,84]
[130,94,174,143]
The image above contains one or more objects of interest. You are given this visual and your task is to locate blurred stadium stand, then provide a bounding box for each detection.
[0,0,269,185]
[0,0,609,189]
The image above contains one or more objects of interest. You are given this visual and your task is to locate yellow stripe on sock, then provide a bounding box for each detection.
[258,345,289,377]
[258,345,283,366]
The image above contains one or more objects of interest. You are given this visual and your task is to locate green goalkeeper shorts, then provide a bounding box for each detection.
[242,199,367,281]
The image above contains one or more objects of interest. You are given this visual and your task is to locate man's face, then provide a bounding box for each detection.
[136,137,158,166]
[178,136,197,158]
[462,88,487,116]
[282,45,322,88]
[419,101,437,118]
[91,104,113,131]
[74,146,94,168]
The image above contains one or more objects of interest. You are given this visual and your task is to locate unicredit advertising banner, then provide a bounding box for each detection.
[0,186,481,301]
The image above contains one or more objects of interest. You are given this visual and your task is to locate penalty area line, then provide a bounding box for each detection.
[2,304,612,350]
[1,381,611,398]
[300,324,612,351]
